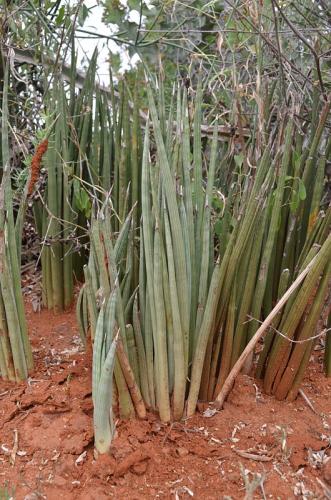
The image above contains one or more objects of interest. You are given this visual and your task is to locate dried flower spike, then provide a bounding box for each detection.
[28,139,49,195]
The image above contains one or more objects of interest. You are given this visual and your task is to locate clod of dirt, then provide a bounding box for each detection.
[21,392,50,408]
[80,399,93,415]
[227,375,257,408]
[131,459,148,475]
[52,475,68,488]
[289,451,306,470]
[93,453,116,479]
[323,458,331,484]
[110,440,133,460]
[190,443,220,458]
[76,486,109,500]
[227,471,241,483]
[1,403,20,426]
[128,435,140,447]
[114,449,151,477]
[55,455,77,478]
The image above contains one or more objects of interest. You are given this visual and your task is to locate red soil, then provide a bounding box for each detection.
[1,303,331,499]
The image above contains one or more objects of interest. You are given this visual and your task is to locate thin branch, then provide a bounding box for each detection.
[135,0,144,46]
[222,0,314,90]
[272,0,326,99]
[245,315,331,344]
[271,0,287,104]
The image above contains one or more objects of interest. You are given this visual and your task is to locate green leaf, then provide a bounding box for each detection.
[294,153,302,170]
[73,180,92,218]
[8,18,18,34]
[290,190,300,213]
[109,53,121,75]
[234,154,243,168]
[298,179,306,201]
[78,4,90,27]
[212,196,223,212]
[104,0,126,24]
[215,219,222,236]
[128,0,142,9]
[55,6,65,26]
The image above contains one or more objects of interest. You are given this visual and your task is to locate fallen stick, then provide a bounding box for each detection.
[214,255,318,409]
[298,389,318,414]
[234,449,273,462]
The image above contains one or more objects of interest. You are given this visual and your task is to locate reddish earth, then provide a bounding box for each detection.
[1,303,331,499]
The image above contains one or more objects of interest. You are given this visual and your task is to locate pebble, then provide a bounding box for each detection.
[176,447,189,457]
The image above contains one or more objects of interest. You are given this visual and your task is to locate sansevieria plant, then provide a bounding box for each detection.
[0,66,33,381]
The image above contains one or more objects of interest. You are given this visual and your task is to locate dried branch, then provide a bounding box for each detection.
[272,0,326,99]
[214,254,318,409]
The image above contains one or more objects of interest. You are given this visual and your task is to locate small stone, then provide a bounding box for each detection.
[151,422,161,433]
[176,446,189,457]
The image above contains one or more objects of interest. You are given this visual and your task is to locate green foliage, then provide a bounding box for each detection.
[73,180,92,219]
[101,0,330,127]
[102,1,223,76]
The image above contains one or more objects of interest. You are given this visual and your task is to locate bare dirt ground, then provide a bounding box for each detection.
[1,303,331,499]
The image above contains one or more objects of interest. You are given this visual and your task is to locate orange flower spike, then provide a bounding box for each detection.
[28,139,49,195]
